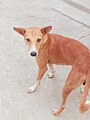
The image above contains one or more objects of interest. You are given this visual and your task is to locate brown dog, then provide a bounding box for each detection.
[13,26,90,115]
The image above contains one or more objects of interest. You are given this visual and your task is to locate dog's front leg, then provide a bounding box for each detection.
[27,80,40,93]
[47,63,55,78]
[27,66,48,93]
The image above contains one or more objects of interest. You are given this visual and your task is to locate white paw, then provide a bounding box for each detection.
[27,86,36,93]
[27,81,40,94]
[85,100,90,104]
[52,108,58,116]
[47,72,54,78]
[85,95,90,104]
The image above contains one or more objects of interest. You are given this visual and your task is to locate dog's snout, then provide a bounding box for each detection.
[30,51,37,57]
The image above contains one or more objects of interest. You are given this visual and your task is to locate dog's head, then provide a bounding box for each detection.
[13,26,52,57]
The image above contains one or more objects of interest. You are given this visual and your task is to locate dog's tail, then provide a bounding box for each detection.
[79,75,90,113]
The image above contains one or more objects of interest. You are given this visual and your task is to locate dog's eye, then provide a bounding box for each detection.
[37,38,41,42]
[26,38,30,42]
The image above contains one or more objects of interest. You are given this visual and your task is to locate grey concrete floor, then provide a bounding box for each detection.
[0,0,90,120]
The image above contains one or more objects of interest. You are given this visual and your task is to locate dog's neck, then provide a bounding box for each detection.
[39,34,51,53]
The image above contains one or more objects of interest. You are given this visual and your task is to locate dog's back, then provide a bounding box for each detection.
[48,34,89,65]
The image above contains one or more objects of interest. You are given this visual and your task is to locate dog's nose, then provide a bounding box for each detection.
[30,51,37,57]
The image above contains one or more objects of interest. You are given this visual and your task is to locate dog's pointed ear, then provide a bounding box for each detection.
[41,26,52,35]
[13,27,26,36]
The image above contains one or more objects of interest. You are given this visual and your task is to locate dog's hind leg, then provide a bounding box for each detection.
[47,63,55,78]
[79,77,90,113]
[80,81,86,93]
[53,69,82,116]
